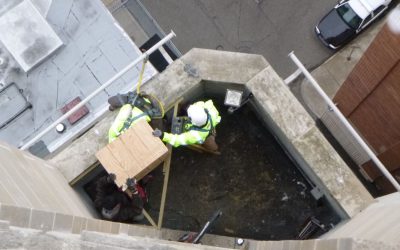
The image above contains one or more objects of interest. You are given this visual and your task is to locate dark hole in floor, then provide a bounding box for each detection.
[81,95,341,240]
[145,96,341,240]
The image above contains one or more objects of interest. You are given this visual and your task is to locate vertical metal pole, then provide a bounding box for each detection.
[157,99,181,229]
[289,52,400,191]
[21,31,176,150]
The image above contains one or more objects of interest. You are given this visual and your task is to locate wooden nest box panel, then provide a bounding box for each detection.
[96,120,168,188]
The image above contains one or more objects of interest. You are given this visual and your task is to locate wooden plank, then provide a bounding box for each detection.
[158,146,172,229]
[107,139,141,173]
[96,147,127,187]
[133,120,162,152]
[142,209,157,228]
[157,100,180,229]
[119,129,148,166]
[96,120,168,188]
[69,161,99,186]
[129,120,168,178]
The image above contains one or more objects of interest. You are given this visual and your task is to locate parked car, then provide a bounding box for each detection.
[315,0,391,49]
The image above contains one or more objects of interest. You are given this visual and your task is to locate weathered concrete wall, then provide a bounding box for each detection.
[324,192,400,245]
[50,48,373,218]
[0,201,240,249]
[0,225,235,250]
[140,48,269,109]
[1,217,398,250]
[0,141,93,217]
[246,66,373,218]
[50,112,114,183]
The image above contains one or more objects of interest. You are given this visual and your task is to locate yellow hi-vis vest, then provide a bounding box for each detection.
[162,100,221,147]
[108,104,151,143]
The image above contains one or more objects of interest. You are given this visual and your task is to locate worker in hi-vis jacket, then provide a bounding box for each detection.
[153,99,221,152]
[108,103,151,143]
[108,92,161,143]
[98,92,159,222]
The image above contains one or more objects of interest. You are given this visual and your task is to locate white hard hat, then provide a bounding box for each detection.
[187,105,207,127]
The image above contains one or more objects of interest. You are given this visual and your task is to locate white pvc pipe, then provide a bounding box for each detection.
[21,31,176,150]
[289,52,400,191]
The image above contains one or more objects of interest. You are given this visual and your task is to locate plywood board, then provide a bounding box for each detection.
[96,120,168,187]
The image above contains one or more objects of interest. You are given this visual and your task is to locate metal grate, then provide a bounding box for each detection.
[0,82,32,129]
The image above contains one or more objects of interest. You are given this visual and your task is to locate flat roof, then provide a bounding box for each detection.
[0,0,63,72]
[0,0,156,153]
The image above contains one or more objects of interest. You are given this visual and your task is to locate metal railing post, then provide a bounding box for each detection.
[288,51,400,191]
[21,31,176,150]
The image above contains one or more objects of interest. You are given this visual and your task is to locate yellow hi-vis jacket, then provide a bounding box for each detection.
[162,100,221,147]
[108,104,151,143]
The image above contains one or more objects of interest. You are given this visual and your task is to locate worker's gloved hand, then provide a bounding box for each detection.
[138,91,148,97]
[108,94,128,110]
[107,173,116,183]
[152,129,163,138]
[126,178,138,194]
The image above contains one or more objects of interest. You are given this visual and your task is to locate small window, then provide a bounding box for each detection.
[373,5,385,16]
[336,3,362,30]
[360,14,373,30]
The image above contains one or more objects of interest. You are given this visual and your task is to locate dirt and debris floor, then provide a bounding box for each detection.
[145,97,340,240]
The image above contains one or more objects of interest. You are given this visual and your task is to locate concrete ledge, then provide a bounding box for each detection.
[0,220,10,230]
[293,127,372,216]
[50,112,114,183]
[247,66,314,141]
[81,230,234,250]
[246,67,373,217]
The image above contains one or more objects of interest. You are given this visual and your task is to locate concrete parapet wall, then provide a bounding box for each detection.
[325,192,400,245]
[140,48,269,109]
[0,141,92,217]
[50,112,114,183]
[0,202,239,249]
[246,66,373,218]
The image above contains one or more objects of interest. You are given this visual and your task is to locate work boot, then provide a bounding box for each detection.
[133,212,145,222]
[202,135,219,152]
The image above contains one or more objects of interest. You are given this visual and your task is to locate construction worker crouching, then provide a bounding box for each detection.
[108,103,150,143]
[94,173,144,223]
[153,100,221,152]
[108,93,156,143]
[102,92,160,222]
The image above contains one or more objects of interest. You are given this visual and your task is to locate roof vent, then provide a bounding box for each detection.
[0,0,62,72]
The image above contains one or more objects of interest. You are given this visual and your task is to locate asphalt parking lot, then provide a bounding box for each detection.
[140,0,337,78]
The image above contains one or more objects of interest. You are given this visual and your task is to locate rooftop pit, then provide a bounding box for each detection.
[52,48,374,242]
[81,95,340,240]
[145,95,341,240]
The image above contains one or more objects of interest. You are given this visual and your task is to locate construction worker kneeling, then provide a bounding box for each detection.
[153,99,221,152]
[108,92,161,142]
[101,91,161,222]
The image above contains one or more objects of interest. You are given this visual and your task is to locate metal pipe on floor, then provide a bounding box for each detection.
[288,51,400,192]
[20,31,176,150]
